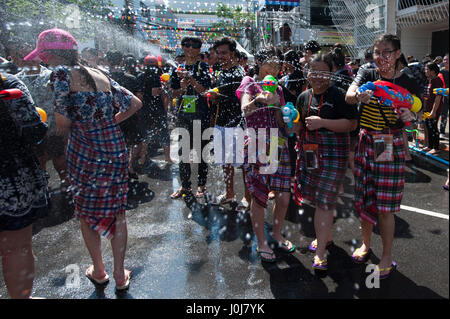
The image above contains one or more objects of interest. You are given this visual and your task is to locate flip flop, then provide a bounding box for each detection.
[216,194,236,205]
[377,261,397,280]
[272,239,296,253]
[236,199,250,211]
[351,248,372,264]
[256,248,277,263]
[85,265,109,286]
[308,239,334,252]
[312,256,328,271]
[115,269,132,292]
[195,187,206,198]
[170,188,190,199]
[443,185,449,191]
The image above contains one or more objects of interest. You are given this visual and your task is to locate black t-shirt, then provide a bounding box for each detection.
[352,68,421,130]
[214,65,245,127]
[171,61,211,121]
[296,86,358,132]
[110,70,138,94]
[281,70,305,97]
[137,66,164,115]
[332,69,352,92]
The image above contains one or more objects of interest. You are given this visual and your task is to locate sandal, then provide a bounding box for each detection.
[351,247,372,264]
[308,239,334,252]
[216,194,235,205]
[236,199,250,211]
[377,261,397,280]
[195,186,206,198]
[312,256,328,271]
[115,269,132,292]
[256,248,277,263]
[85,265,109,286]
[271,239,296,253]
[170,188,190,199]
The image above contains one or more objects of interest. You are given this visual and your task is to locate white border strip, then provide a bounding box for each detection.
[401,205,449,220]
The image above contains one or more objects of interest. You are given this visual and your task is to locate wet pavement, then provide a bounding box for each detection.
[0,146,448,300]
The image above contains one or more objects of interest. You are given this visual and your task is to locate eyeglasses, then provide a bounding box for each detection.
[373,49,397,58]
[182,42,201,49]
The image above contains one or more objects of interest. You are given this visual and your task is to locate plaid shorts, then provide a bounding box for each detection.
[354,129,405,226]
[243,136,291,208]
[294,130,350,211]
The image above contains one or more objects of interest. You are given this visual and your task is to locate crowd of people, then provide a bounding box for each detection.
[0,27,448,298]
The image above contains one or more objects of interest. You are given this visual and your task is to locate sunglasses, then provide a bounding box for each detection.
[182,42,201,49]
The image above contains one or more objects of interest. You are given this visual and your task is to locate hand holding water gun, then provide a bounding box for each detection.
[358,80,422,127]
[282,102,300,136]
[433,88,449,97]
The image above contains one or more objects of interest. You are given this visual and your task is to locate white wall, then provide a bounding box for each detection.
[400,22,448,60]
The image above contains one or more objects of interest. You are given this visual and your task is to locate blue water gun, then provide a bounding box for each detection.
[281,102,300,136]
[433,88,449,97]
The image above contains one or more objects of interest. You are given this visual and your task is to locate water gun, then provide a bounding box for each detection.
[261,75,278,94]
[281,102,299,136]
[36,107,47,122]
[160,73,170,83]
[0,88,22,100]
[433,88,448,97]
[358,80,422,127]
[206,87,219,108]
[260,75,278,107]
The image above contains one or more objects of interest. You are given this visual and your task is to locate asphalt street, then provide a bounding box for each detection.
[0,148,448,300]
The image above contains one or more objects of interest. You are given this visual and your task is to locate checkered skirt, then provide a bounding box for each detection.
[294,129,350,211]
[243,135,292,208]
[354,129,405,226]
[67,119,128,239]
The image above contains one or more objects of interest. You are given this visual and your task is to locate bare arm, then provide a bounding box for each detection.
[115,95,142,124]
[305,116,358,133]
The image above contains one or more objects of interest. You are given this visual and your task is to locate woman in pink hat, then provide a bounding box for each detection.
[25,28,142,292]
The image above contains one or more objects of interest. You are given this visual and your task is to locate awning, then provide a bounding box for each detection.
[235,41,254,61]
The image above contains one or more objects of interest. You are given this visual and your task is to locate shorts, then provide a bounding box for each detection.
[213,125,244,167]
[0,206,48,232]
[140,110,170,148]
[119,113,144,147]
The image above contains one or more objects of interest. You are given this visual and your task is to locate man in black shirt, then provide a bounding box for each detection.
[106,50,143,185]
[136,55,171,165]
[208,37,246,205]
[170,37,212,199]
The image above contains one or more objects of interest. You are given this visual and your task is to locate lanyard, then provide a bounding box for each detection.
[305,92,323,141]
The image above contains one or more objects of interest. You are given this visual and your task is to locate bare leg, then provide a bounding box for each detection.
[314,207,334,260]
[250,199,272,256]
[356,218,373,254]
[223,165,235,199]
[80,218,107,279]
[242,169,251,203]
[377,213,395,274]
[110,214,128,285]
[0,225,35,299]
[271,192,290,243]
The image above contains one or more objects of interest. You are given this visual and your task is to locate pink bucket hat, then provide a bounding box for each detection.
[24,28,78,61]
